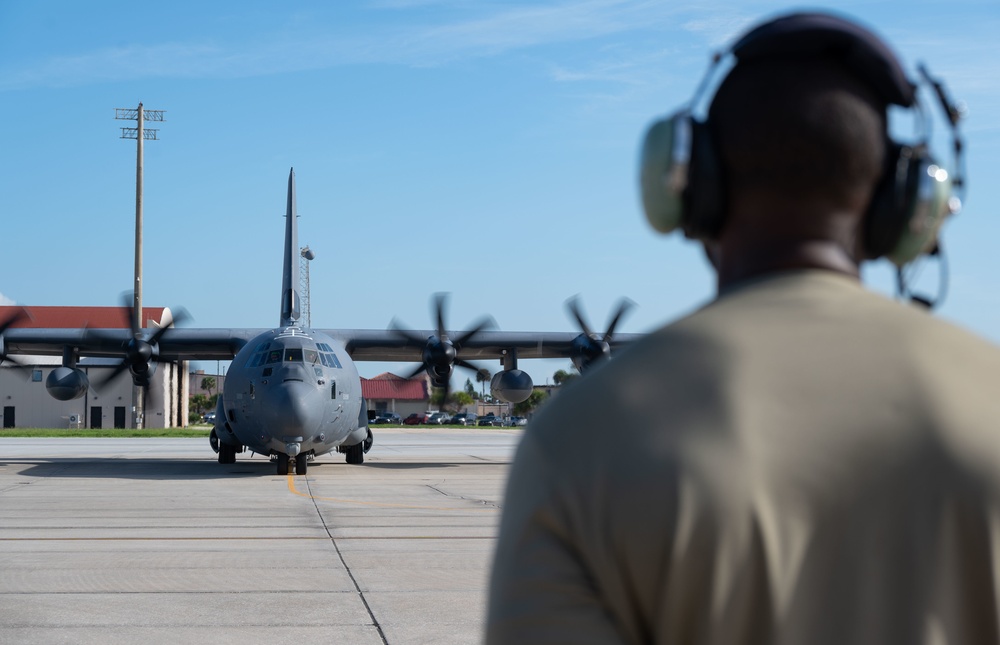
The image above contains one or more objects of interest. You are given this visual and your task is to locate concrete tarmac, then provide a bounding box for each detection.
[0,428,522,645]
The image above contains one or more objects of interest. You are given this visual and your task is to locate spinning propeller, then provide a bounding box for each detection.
[88,293,189,397]
[390,293,493,402]
[566,296,635,371]
[0,307,32,374]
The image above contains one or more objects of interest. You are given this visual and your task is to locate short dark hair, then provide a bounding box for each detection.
[708,56,887,209]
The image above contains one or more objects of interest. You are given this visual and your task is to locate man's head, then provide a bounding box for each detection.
[708,55,887,224]
[706,54,888,274]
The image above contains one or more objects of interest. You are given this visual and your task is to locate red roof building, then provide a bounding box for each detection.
[361,372,429,400]
[0,306,170,329]
[361,372,430,419]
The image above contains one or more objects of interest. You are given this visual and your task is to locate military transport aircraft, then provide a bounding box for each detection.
[0,169,638,475]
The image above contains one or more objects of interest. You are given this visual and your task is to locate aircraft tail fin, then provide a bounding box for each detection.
[280,168,300,327]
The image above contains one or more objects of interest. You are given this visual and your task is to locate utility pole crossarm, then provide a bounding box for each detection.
[115,108,165,121]
[120,128,160,140]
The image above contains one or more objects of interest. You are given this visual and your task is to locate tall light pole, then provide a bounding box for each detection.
[299,246,316,328]
[115,103,165,428]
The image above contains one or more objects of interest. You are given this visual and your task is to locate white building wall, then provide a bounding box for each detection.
[0,359,183,429]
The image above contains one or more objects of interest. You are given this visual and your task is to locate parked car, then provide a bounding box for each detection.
[426,412,448,425]
[507,416,527,427]
[403,413,424,425]
[450,412,478,426]
[203,412,216,424]
[371,412,402,425]
[478,413,504,427]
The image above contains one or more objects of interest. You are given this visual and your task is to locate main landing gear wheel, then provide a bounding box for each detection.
[276,453,289,475]
[345,441,365,465]
[295,453,308,475]
[218,443,236,464]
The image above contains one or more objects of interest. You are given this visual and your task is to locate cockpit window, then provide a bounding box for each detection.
[303,349,319,365]
[284,348,304,362]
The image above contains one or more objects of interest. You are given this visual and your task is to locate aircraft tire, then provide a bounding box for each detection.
[218,443,236,464]
[276,453,290,475]
[295,453,308,475]
[345,442,365,465]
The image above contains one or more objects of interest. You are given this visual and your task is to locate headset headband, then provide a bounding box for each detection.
[732,12,916,108]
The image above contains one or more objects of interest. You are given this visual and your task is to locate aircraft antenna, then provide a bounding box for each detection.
[115,102,165,429]
[299,246,315,328]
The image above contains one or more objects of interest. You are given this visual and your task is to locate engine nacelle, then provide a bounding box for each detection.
[490,369,534,404]
[46,367,89,401]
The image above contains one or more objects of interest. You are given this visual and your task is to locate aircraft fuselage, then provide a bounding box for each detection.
[213,325,367,464]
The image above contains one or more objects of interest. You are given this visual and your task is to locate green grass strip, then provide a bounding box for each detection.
[0,428,213,438]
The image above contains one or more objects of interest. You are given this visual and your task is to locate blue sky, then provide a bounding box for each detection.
[1,1,998,385]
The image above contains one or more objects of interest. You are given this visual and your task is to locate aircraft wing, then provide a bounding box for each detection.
[2,328,265,361]
[331,329,643,363]
[4,327,643,365]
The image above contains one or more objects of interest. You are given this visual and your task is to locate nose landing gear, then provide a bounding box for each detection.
[275,451,311,475]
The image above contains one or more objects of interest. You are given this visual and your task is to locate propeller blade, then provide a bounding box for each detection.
[0,308,33,372]
[0,307,31,335]
[148,307,190,345]
[433,293,448,340]
[142,379,160,414]
[603,298,635,340]
[453,316,496,348]
[92,361,131,391]
[388,319,430,347]
[404,363,428,380]
[118,292,140,336]
[566,296,595,338]
[454,358,482,373]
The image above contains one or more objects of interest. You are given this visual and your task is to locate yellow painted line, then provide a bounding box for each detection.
[285,475,500,513]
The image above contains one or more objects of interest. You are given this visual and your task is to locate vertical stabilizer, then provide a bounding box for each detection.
[280,168,301,327]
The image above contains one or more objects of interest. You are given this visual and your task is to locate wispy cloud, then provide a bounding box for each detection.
[0,1,716,91]
[0,292,16,306]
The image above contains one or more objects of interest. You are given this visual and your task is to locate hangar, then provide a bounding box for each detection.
[0,306,188,429]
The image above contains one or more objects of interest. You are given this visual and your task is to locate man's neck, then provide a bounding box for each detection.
[716,239,861,292]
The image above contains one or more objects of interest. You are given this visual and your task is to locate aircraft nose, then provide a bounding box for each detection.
[261,380,324,438]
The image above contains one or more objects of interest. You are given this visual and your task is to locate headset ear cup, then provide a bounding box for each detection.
[887,153,953,266]
[639,113,691,234]
[865,143,910,260]
[865,144,951,266]
[682,119,726,240]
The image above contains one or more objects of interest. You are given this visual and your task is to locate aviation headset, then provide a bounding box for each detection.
[639,12,965,268]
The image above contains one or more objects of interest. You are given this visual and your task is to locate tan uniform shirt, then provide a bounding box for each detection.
[487,271,1000,645]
